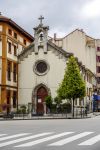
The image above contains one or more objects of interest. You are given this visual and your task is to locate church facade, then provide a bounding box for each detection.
[18,17,96,114]
[18,17,71,114]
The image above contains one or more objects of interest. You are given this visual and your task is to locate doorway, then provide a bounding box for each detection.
[36,86,48,115]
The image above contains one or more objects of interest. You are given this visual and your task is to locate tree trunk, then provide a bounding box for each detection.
[72,98,74,118]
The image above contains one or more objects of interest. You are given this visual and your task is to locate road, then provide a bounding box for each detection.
[0,116,100,150]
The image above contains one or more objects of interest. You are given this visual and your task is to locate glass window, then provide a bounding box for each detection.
[96,56,100,62]
[97,66,100,73]
[23,39,26,45]
[8,29,12,35]
[8,42,11,53]
[97,47,100,51]
[36,61,47,73]
[14,32,17,39]
[7,61,11,81]
[13,63,17,82]
[14,45,17,56]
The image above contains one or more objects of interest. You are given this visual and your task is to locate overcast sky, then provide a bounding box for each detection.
[0,0,100,38]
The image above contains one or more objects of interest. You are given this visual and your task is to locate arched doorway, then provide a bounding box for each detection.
[36,86,48,114]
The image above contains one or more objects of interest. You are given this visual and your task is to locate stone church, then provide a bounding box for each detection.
[18,16,72,114]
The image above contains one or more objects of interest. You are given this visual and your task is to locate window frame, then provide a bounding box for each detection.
[8,42,12,54]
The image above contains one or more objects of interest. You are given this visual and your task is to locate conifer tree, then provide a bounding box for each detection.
[57,56,86,117]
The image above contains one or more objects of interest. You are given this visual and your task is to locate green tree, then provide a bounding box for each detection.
[54,97,62,105]
[57,56,86,117]
[20,105,26,114]
[45,95,53,112]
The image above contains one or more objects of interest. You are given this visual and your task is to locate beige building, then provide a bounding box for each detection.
[51,29,97,111]
[0,13,34,113]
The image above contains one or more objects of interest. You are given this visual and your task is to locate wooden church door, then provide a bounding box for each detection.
[36,86,48,114]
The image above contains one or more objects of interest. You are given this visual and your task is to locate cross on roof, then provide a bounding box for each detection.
[38,15,44,25]
[0,12,2,15]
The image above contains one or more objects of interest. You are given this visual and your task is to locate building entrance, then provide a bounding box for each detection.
[36,86,48,115]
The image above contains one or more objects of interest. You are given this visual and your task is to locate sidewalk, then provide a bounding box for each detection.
[87,112,100,118]
[9,113,90,120]
[0,112,100,120]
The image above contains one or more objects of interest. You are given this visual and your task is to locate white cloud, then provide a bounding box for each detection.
[1,0,100,38]
[81,0,100,19]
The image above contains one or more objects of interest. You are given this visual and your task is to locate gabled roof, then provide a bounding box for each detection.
[18,41,34,58]
[48,40,72,57]
[18,40,72,60]
[0,14,34,41]
[53,29,95,41]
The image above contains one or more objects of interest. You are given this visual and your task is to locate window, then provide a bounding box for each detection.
[97,47,100,51]
[14,45,17,56]
[96,56,100,62]
[14,32,17,39]
[8,42,11,53]
[7,61,11,81]
[13,91,17,108]
[8,29,12,35]
[36,62,47,73]
[97,77,100,84]
[23,39,26,45]
[34,60,49,76]
[97,66,100,73]
[13,63,17,82]
[89,76,92,84]
[39,32,44,42]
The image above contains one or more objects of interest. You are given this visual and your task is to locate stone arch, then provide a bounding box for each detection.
[32,83,51,114]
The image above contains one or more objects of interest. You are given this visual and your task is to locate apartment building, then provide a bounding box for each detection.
[51,29,97,111]
[96,39,100,89]
[0,13,34,113]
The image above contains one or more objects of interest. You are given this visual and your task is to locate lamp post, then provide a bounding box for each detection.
[28,103,32,118]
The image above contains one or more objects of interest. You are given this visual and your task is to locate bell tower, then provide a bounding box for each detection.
[34,15,49,54]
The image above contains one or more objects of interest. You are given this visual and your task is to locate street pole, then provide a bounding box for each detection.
[72,98,74,118]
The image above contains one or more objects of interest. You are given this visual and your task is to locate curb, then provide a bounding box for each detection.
[0,116,91,121]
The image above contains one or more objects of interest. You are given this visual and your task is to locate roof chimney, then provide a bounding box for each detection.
[80,29,84,32]
[54,33,57,40]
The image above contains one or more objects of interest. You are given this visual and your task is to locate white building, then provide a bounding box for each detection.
[51,29,97,112]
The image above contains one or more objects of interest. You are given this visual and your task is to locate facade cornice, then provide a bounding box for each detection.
[0,84,18,89]
[0,16,34,41]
